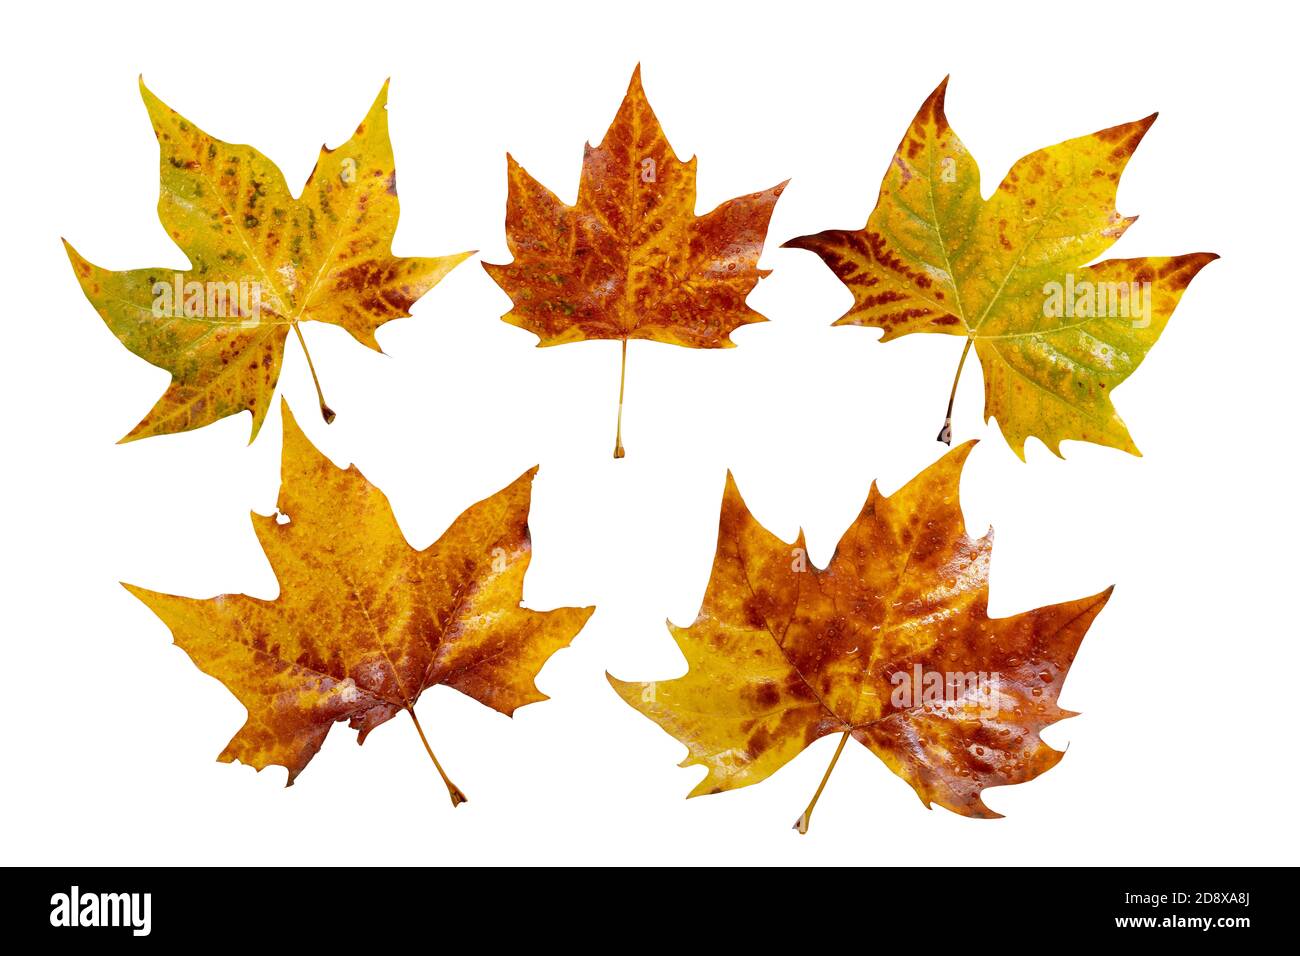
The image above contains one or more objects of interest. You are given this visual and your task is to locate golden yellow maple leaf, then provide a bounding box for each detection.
[785,78,1216,458]
[66,80,471,442]
[125,401,594,800]
[483,66,786,457]
[610,442,1110,830]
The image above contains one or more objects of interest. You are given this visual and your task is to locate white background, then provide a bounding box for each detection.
[2,0,1294,866]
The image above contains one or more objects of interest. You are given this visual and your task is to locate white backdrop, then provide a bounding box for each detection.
[2,0,1293,866]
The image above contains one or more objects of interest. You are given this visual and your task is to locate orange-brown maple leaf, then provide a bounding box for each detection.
[483,66,786,456]
[610,442,1111,828]
[125,401,594,799]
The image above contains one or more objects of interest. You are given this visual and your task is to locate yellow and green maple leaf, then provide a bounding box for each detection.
[66,80,471,442]
[786,78,1216,458]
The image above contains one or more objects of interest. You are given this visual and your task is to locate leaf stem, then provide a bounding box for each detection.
[292,322,336,424]
[793,731,849,835]
[405,706,467,807]
[613,337,628,459]
[937,336,973,445]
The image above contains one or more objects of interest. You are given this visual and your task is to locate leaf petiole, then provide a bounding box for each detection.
[937,336,973,445]
[793,731,850,835]
[613,338,628,459]
[406,706,467,807]
[292,322,336,425]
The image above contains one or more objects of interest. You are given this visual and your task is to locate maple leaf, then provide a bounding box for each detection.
[123,400,594,800]
[608,442,1110,831]
[483,66,787,457]
[66,80,471,442]
[784,78,1216,459]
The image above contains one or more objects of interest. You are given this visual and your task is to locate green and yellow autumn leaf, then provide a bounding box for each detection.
[66,80,471,442]
[785,78,1216,458]
[610,442,1110,831]
[125,401,594,799]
